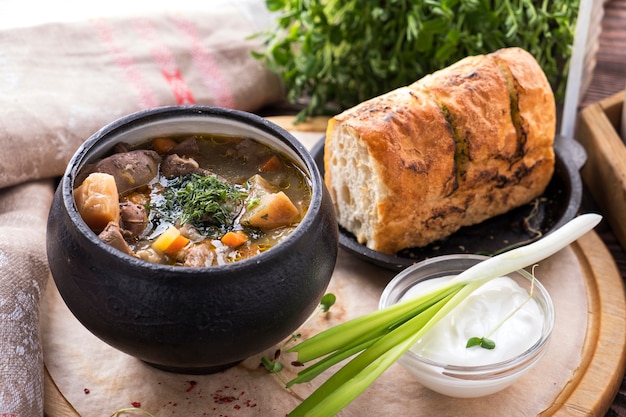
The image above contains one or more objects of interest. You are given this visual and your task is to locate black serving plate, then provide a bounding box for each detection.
[312,135,584,271]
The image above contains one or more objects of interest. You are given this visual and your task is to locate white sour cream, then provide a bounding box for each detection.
[401,275,544,366]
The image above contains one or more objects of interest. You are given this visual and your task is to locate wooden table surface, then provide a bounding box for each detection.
[580,1,626,416]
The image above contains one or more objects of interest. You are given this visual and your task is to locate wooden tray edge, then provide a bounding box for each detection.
[542,230,626,416]
[577,92,626,253]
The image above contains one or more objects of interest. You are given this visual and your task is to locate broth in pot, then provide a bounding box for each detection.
[73,134,312,267]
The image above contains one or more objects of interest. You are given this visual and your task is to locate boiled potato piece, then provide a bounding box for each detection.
[74,172,120,232]
[243,191,300,230]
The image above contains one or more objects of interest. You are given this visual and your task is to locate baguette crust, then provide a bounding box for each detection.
[324,47,556,254]
[491,47,556,169]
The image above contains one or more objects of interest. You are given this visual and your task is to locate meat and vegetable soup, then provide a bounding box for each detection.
[74,134,312,266]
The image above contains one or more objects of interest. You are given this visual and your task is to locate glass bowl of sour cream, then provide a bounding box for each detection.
[379,254,555,398]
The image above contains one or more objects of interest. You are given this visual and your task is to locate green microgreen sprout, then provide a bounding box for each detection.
[262,332,300,385]
[262,353,285,374]
[320,293,337,312]
[466,336,496,350]
[466,265,538,350]
[284,214,601,417]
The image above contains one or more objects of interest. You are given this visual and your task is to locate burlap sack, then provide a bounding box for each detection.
[0,2,284,415]
[0,4,283,190]
[0,181,54,416]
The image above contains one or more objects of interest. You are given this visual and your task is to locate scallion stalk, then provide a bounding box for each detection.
[451,213,602,285]
[289,280,465,362]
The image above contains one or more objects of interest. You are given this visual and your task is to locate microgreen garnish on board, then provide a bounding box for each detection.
[262,333,300,384]
[320,293,337,312]
[262,354,284,373]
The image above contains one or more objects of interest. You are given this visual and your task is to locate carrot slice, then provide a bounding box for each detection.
[152,226,190,256]
[259,155,282,172]
[221,230,248,248]
[152,137,177,154]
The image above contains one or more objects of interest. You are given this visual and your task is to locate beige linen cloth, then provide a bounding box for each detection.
[0,3,284,415]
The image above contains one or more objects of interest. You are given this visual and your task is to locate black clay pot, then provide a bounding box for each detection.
[46,106,339,374]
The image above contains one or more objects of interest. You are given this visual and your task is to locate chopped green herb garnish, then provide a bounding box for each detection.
[153,174,245,230]
[247,197,260,210]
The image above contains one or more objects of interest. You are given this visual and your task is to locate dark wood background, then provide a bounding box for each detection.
[580,1,626,416]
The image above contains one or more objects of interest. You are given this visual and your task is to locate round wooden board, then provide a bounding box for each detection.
[541,230,626,415]
[43,116,626,415]
[43,224,626,417]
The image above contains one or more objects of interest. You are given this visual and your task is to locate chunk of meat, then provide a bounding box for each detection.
[242,191,300,230]
[99,221,134,256]
[120,202,148,237]
[94,150,161,194]
[178,223,204,242]
[160,154,203,179]
[112,142,132,154]
[183,242,216,267]
[135,247,165,264]
[74,172,120,233]
[170,137,200,156]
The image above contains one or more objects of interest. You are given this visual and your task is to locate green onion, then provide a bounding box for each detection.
[286,213,601,417]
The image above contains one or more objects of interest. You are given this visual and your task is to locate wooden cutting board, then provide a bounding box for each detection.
[43,116,626,416]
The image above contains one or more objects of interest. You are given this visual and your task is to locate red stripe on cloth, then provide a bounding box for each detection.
[134,18,196,105]
[92,18,159,109]
[169,15,236,109]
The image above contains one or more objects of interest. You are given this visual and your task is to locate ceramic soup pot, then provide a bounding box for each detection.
[46,106,339,374]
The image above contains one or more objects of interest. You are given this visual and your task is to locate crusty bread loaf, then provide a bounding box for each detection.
[324,47,555,254]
